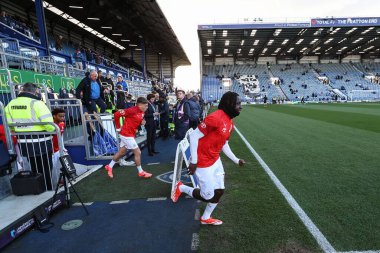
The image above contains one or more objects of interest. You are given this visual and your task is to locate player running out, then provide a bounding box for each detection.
[104,97,152,179]
[172,91,245,225]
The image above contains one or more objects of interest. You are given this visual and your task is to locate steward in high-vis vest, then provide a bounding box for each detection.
[5,82,55,191]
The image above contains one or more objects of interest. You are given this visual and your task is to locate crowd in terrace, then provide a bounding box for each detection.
[0,11,38,40]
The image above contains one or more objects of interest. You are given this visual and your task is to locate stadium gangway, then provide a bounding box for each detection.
[5,121,66,192]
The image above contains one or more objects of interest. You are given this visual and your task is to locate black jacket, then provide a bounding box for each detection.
[144,102,158,126]
[76,77,104,106]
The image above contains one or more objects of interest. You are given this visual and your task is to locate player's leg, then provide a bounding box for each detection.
[105,146,127,178]
[131,144,152,178]
[200,159,225,225]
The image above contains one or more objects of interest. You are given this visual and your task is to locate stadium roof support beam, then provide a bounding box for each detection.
[325,29,365,58]
[35,0,50,56]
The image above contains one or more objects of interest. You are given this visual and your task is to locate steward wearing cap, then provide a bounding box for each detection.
[5,82,55,190]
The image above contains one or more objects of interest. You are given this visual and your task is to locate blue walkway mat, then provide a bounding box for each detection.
[140,137,180,165]
[3,198,199,253]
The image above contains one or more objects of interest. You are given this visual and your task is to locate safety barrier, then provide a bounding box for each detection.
[81,112,120,160]
[6,122,65,192]
[0,68,12,106]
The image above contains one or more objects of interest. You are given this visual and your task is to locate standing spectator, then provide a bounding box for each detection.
[104,72,114,90]
[158,96,169,139]
[187,92,201,129]
[104,72,115,104]
[5,83,55,191]
[145,94,160,156]
[174,89,190,140]
[115,85,127,110]
[85,48,93,63]
[73,48,83,70]
[116,74,128,91]
[55,35,64,51]
[76,70,106,113]
[97,70,106,84]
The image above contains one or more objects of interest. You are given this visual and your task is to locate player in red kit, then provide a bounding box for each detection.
[172,91,245,225]
[104,97,152,179]
[52,108,66,184]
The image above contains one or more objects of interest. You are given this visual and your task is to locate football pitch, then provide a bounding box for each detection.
[199,103,380,253]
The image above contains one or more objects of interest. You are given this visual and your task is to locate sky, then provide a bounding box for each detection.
[157,0,380,91]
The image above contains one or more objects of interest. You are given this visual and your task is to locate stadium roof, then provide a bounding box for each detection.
[19,0,190,66]
[198,17,380,61]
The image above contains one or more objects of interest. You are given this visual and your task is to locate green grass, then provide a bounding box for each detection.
[70,103,380,252]
[71,164,172,202]
[228,103,380,251]
[198,133,322,253]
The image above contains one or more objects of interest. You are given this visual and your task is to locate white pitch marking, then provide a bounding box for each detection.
[235,127,336,253]
[194,209,200,220]
[191,233,199,251]
[110,200,130,204]
[147,197,167,201]
[338,251,380,253]
[147,162,160,165]
[72,202,93,206]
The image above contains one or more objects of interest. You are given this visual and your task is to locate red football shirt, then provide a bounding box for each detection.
[114,106,144,137]
[52,122,65,152]
[197,109,234,167]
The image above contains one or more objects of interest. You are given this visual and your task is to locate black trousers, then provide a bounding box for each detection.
[145,123,156,154]
[160,118,169,138]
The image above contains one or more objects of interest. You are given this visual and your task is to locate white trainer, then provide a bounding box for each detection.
[119,159,135,166]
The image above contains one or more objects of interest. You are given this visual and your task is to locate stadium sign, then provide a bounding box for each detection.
[311,17,380,27]
[198,23,310,30]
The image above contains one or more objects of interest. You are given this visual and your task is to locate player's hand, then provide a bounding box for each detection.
[141,119,146,125]
[238,159,246,166]
[188,163,197,175]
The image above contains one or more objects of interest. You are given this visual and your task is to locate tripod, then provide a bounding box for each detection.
[46,168,89,223]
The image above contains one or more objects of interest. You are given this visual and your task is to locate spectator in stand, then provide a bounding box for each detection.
[145,94,160,156]
[104,72,115,103]
[97,70,106,84]
[116,74,128,91]
[174,89,191,140]
[115,85,127,110]
[95,53,102,64]
[0,11,12,26]
[125,94,135,109]
[73,48,83,70]
[76,70,106,113]
[187,92,201,129]
[55,35,64,51]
